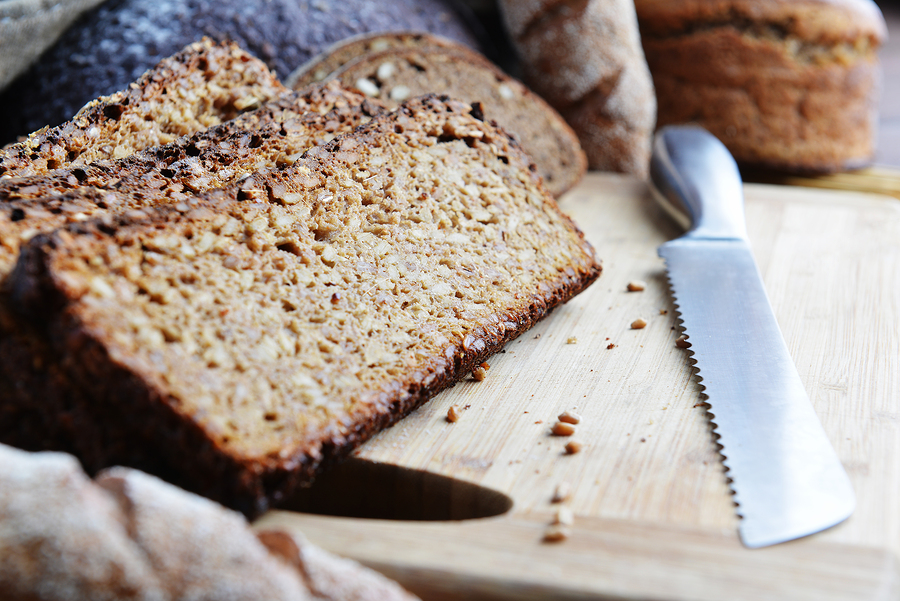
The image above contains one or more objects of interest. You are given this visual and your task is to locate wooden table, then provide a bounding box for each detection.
[256,172,900,601]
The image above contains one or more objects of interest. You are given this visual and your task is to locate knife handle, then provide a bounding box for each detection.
[649,126,749,241]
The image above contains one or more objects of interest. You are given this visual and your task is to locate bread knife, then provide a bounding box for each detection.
[649,125,855,548]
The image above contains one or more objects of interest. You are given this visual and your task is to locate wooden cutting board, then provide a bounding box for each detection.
[255,173,900,601]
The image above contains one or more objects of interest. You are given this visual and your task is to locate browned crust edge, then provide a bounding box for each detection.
[634,0,887,43]
[8,95,601,517]
[0,38,285,178]
[0,84,385,205]
[0,86,386,473]
[642,28,881,173]
[12,221,599,517]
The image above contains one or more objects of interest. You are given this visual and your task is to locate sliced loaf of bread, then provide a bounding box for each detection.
[289,32,586,198]
[0,38,287,179]
[0,82,381,460]
[0,81,383,261]
[9,95,601,515]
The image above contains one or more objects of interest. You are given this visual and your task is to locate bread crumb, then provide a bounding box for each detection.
[675,335,690,348]
[551,422,576,436]
[472,366,487,381]
[564,440,584,455]
[566,336,577,344]
[553,506,575,526]
[557,410,582,425]
[552,482,572,503]
[543,524,570,542]
[627,280,646,292]
[631,318,647,329]
[446,405,461,423]
[606,343,616,349]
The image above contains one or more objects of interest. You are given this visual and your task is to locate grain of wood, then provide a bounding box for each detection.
[256,174,900,601]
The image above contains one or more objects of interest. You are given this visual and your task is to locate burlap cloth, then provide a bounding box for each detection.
[0,0,107,91]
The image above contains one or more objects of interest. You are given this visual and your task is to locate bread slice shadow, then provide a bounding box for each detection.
[277,457,513,522]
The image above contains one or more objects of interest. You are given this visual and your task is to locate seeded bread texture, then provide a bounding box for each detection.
[499,0,656,175]
[0,0,479,145]
[0,82,383,224]
[287,31,465,89]
[290,33,587,197]
[9,95,601,515]
[0,38,287,178]
[0,82,382,463]
[635,0,887,172]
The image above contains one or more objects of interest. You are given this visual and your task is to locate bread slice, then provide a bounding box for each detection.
[9,95,601,515]
[0,82,382,460]
[0,38,287,179]
[286,31,463,89]
[0,81,383,264]
[289,32,586,197]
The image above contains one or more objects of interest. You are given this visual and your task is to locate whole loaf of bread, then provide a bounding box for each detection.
[0,443,418,601]
[498,0,657,175]
[7,95,601,516]
[634,0,887,172]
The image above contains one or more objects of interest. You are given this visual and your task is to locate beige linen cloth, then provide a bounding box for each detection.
[0,0,107,90]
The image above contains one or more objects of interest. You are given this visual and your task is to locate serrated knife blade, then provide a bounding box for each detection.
[650,126,855,548]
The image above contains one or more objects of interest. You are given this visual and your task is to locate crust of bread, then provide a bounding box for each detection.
[635,0,886,172]
[0,445,166,600]
[0,38,287,179]
[499,0,656,175]
[0,82,383,244]
[8,96,601,516]
[257,529,419,601]
[635,0,887,41]
[0,444,419,600]
[0,83,383,468]
[95,468,312,600]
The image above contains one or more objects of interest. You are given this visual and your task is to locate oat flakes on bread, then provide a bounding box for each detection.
[0,38,288,178]
[289,32,587,197]
[9,95,601,515]
[0,81,383,464]
[499,0,657,175]
[635,0,887,172]
[0,443,419,601]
